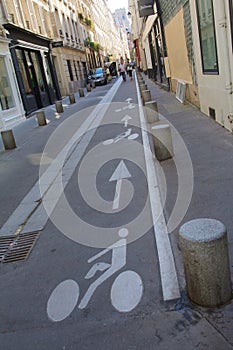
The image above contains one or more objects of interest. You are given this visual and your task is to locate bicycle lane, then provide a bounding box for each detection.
[1,75,229,350]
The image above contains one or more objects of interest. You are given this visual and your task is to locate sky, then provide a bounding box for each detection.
[107,0,128,12]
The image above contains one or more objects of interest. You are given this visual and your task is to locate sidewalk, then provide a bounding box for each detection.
[143,73,233,346]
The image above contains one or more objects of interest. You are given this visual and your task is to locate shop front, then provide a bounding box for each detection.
[4,24,61,116]
[0,35,25,129]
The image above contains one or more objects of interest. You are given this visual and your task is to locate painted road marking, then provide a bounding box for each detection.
[0,78,123,237]
[47,279,80,322]
[126,98,133,103]
[121,115,132,127]
[47,228,143,320]
[109,160,132,210]
[103,129,139,145]
[136,75,180,301]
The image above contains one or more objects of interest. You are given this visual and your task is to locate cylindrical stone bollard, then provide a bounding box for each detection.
[1,130,16,150]
[86,84,92,92]
[79,88,85,97]
[141,90,151,105]
[55,100,64,113]
[179,219,232,308]
[69,93,76,104]
[36,111,47,126]
[151,124,173,160]
[139,84,147,91]
[145,101,159,123]
[138,79,145,85]
[91,81,96,89]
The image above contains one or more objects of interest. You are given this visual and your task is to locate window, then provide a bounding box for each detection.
[0,58,15,110]
[67,60,74,81]
[196,0,218,73]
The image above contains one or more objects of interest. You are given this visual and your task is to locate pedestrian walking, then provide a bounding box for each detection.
[118,57,127,82]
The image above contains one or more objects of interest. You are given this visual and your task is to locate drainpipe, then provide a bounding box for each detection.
[217,0,233,125]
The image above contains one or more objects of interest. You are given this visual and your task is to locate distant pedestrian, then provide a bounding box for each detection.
[118,57,126,82]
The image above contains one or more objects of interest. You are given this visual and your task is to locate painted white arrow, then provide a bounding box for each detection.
[109,160,132,210]
[126,98,133,103]
[121,115,132,128]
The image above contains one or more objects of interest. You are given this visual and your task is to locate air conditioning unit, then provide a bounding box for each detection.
[176,80,186,103]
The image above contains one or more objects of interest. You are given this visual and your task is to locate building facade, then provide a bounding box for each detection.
[131,0,233,131]
[190,0,233,129]
[0,2,25,129]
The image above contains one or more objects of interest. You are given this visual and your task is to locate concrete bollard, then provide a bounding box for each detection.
[151,124,173,160]
[1,130,16,150]
[86,84,92,92]
[145,101,159,123]
[69,94,76,104]
[79,88,85,97]
[138,79,145,84]
[55,100,64,113]
[141,90,151,105]
[179,218,232,307]
[36,111,47,126]
[91,81,96,89]
[139,84,147,91]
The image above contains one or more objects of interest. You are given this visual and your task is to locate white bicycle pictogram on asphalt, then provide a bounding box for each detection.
[47,228,143,322]
[103,128,139,145]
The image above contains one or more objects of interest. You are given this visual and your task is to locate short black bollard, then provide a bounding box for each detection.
[1,130,16,150]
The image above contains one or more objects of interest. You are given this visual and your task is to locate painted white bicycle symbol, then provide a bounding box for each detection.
[103,128,139,145]
[47,228,143,322]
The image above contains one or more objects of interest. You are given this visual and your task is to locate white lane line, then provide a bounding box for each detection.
[0,79,122,237]
[136,75,180,301]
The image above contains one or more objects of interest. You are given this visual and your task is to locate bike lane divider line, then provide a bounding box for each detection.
[0,78,122,237]
[135,75,181,301]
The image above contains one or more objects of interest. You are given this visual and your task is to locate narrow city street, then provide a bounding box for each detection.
[0,74,232,349]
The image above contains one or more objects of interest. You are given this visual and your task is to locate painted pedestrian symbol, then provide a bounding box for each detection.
[103,128,139,145]
[47,228,143,322]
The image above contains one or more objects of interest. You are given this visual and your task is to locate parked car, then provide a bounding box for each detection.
[88,68,107,85]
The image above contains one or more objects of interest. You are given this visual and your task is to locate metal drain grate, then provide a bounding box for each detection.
[0,236,15,262]
[0,231,40,263]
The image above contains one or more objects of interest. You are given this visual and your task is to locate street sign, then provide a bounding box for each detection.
[138,0,155,17]
[52,41,63,48]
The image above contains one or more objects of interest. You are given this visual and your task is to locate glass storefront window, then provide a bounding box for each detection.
[196,0,219,73]
[16,49,33,94]
[0,57,15,110]
[30,52,46,93]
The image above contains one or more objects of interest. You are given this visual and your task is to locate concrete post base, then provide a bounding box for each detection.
[151,124,173,160]
[145,101,159,123]
[141,90,151,105]
[179,218,232,307]
[69,94,76,104]
[36,111,47,126]
[91,82,96,89]
[86,84,92,92]
[55,101,64,113]
[79,89,85,97]
[139,84,148,92]
[1,130,16,150]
